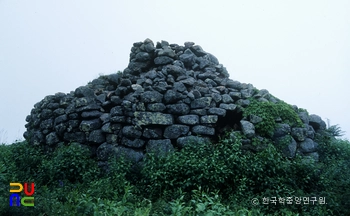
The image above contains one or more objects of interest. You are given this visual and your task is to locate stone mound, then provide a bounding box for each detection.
[24,39,326,167]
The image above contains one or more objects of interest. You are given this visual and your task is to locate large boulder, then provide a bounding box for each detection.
[309,114,326,131]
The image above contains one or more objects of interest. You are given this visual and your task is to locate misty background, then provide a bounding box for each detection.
[0,0,349,144]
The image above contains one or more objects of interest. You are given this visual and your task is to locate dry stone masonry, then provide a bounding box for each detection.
[24,39,326,167]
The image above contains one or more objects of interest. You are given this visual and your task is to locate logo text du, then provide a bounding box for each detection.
[9,182,35,207]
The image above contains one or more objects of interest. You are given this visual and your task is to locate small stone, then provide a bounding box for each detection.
[166,103,190,115]
[164,125,190,139]
[208,108,226,116]
[121,137,145,148]
[146,139,174,157]
[222,94,234,103]
[200,115,218,124]
[140,91,163,103]
[88,130,105,144]
[191,97,212,109]
[192,125,215,135]
[177,115,199,125]
[219,103,237,111]
[154,56,174,65]
[240,120,255,138]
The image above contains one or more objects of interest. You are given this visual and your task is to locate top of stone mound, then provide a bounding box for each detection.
[124,38,229,78]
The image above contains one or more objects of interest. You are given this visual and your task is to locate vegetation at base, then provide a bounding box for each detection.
[1,128,349,216]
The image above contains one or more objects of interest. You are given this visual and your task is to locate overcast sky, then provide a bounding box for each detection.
[0,0,349,144]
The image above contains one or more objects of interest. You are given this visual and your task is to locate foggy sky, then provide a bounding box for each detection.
[0,0,349,143]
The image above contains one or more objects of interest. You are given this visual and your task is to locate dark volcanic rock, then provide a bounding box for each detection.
[24,38,326,170]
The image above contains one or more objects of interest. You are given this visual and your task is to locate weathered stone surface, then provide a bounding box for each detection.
[110,116,126,123]
[177,115,199,125]
[54,114,68,125]
[226,80,242,89]
[46,132,59,146]
[179,49,196,67]
[298,112,309,124]
[291,127,307,142]
[166,65,186,77]
[173,82,187,92]
[305,124,315,139]
[229,92,241,100]
[101,123,113,133]
[63,132,86,143]
[190,45,207,57]
[81,111,102,118]
[54,123,66,136]
[200,115,218,124]
[180,77,196,86]
[140,91,163,103]
[115,146,144,163]
[135,52,151,61]
[96,143,116,161]
[176,136,211,148]
[142,128,162,139]
[121,137,146,148]
[273,123,291,138]
[191,97,212,109]
[106,134,118,143]
[164,125,189,139]
[80,119,101,132]
[240,89,253,99]
[147,103,166,112]
[222,94,234,103]
[134,112,173,126]
[190,109,207,116]
[40,119,53,131]
[122,126,142,138]
[192,125,215,135]
[249,115,263,124]
[219,103,236,110]
[88,130,105,144]
[166,103,190,115]
[235,99,250,107]
[75,86,95,98]
[146,139,174,157]
[299,138,318,153]
[208,108,226,116]
[309,114,326,131]
[240,120,255,138]
[164,90,183,103]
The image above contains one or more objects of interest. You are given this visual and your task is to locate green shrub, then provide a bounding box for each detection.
[139,136,244,200]
[243,99,303,137]
[84,155,133,200]
[1,123,349,215]
[1,141,43,182]
[38,142,99,186]
[316,137,350,215]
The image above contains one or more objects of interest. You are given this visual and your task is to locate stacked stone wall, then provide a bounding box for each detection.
[24,39,327,166]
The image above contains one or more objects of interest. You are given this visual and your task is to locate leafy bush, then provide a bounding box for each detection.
[139,136,244,200]
[316,135,350,215]
[243,99,303,137]
[1,125,349,215]
[38,142,99,186]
